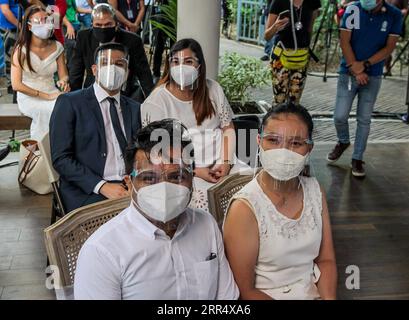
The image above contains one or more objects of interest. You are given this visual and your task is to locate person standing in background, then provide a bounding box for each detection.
[108,0,145,33]
[0,0,20,61]
[264,0,321,105]
[151,0,173,83]
[261,0,275,61]
[63,0,81,68]
[76,0,93,28]
[384,0,408,76]
[221,0,230,37]
[327,0,402,177]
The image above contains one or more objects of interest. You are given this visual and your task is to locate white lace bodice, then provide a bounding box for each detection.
[228,174,323,291]
[20,41,63,93]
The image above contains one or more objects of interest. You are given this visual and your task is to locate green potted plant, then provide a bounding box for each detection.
[150,0,177,42]
[218,52,271,114]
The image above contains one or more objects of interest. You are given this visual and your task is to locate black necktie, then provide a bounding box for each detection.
[107,97,127,155]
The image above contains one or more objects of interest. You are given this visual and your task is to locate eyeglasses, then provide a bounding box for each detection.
[131,167,193,185]
[261,133,313,148]
[97,57,128,68]
[169,56,199,66]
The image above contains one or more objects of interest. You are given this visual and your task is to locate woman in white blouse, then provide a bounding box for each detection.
[223,103,337,300]
[141,38,248,211]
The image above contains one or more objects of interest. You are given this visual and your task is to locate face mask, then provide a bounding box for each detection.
[360,0,378,11]
[93,26,116,43]
[30,23,54,40]
[170,65,199,88]
[132,181,192,223]
[98,65,127,91]
[259,146,309,181]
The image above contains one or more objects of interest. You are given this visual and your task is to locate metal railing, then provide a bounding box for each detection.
[236,0,266,45]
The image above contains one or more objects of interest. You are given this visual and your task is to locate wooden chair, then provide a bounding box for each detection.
[38,132,66,224]
[207,168,259,229]
[43,197,130,296]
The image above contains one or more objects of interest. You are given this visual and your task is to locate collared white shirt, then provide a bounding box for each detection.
[74,205,239,300]
[93,83,126,194]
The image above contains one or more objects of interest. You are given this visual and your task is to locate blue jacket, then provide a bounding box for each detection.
[50,85,141,212]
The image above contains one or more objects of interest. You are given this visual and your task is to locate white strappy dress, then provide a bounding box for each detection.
[17,41,64,140]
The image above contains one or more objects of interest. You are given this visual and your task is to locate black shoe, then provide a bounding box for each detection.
[351,159,366,177]
[260,55,269,61]
[327,142,350,163]
[0,145,11,162]
[383,70,392,77]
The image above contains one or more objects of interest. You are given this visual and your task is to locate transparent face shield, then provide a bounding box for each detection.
[254,126,314,186]
[29,13,55,26]
[169,51,200,91]
[129,120,196,223]
[92,3,117,23]
[28,13,55,38]
[130,158,195,223]
[96,49,129,92]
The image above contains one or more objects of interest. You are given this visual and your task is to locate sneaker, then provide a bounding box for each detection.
[351,159,366,177]
[327,142,350,163]
[260,55,270,61]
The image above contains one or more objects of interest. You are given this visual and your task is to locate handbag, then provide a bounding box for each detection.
[18,140,52,195]
[272,45,309,70]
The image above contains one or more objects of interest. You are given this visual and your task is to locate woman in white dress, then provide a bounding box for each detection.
[11,4,70,140]
[223,102,337,300]
[141,38,249,211]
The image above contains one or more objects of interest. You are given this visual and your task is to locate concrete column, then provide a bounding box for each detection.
[177,0,221,79]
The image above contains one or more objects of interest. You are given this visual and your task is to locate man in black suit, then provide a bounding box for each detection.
[50,42,142,213]
[69,3,154,102]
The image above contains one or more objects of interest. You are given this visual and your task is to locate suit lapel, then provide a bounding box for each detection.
[120,96,132,144]
[86,86,107,150]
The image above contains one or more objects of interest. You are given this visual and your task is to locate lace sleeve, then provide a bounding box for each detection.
[212,81,233,128]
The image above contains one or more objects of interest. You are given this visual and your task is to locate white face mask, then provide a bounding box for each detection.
[30,23,54,40]
[132,182,192,223]
[259,146,309,181]
[170,65,199,88]
[98,65,127,91]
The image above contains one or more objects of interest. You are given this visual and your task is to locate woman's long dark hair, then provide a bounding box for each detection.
[158,38,214,126]
[12,4,52,73]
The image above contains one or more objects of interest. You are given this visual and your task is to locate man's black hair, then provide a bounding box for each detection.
[125,119,195,174]
[94,42,129,63]
[260,102,314,140]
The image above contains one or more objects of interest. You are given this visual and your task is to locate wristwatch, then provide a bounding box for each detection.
[363,60,371,71]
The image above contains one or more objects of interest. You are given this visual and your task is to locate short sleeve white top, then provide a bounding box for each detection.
[141,79,234,167]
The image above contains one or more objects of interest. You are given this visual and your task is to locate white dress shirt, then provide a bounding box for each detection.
[93,83,127,194]
[74,205,239,300]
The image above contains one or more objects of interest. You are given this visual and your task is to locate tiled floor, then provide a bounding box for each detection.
[0,153,55,300]
[1,144,409,299]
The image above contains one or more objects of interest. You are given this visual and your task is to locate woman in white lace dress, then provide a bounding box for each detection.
[141,38,249,212]
[223,102,337,300]
[11,4,70,140]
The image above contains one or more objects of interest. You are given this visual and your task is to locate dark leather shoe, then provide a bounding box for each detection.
[260,55,270,61]
[0,145,11,162]
[327,142,350,163]
[351,159,366,177]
